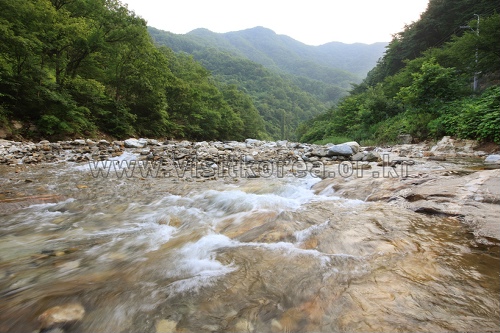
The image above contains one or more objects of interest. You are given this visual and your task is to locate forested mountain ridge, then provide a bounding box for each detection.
[149,26,352,105]
[189,49,328,139]
[148,26,386,82]
[299,0,500,145]
[148,26,387,140]
[365,0,500,85]
[149,27,359,139]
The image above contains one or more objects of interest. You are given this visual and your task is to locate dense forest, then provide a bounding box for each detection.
[148,34,328,139]
[299,0,500,144]
[0,0,384,142]
[0,0,269,140]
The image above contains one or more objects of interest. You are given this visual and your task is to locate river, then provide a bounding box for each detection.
[0,156,499,332]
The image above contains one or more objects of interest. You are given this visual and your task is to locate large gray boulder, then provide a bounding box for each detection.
[327,144,353,157]
[343,141,361,154]
[484,154,500,164]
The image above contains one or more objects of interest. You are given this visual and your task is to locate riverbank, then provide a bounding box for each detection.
[1,136,499,165]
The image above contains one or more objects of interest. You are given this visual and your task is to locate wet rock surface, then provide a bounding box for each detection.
[37,303,85,330]
[311,137,500,242]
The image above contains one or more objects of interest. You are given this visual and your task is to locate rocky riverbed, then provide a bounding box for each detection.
[1,135,498,165]
[0,136,499,333]
[2,136,499,240]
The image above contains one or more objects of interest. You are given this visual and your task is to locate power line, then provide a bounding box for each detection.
[427,5,497,49]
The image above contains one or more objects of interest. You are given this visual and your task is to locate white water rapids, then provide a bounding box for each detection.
[0,161,498,332]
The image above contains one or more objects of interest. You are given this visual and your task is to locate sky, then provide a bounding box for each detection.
[123,0,430,45]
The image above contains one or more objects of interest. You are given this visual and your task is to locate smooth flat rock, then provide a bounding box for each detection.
[38,303,85,329]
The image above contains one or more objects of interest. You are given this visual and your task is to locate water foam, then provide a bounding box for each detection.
[72,151,138,172]
[294,219,330,243]
[165,234,237,294]
[189,175,338,218]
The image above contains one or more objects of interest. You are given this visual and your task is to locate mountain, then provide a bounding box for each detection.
[149,26,386,83]
[148,26,387,140]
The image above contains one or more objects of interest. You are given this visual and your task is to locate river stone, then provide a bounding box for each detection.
[207,147,219,155]
[276,140,288,147]
[38,303,85,329]
[262,142,277,148]
[484,154,500,164]
[73,139,86,145]
[311,148,329,157]
[242,155,255,162]
[343,141,360,154]
[234,319,254,333]
[8,146,21,154]
[194,141,208,149]
[351,152,365,161]
[124,138,147,148]
[55,259,81,272]
[327,144,353,157]
[245,138,262,147]
[155,319,177,333]
[0,139,14,147]
[363,151,381,162]
[178,140,192,147]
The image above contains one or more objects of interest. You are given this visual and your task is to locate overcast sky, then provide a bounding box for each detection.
[123,0,430,45]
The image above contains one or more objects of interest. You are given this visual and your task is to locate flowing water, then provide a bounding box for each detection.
[0,160,499,332]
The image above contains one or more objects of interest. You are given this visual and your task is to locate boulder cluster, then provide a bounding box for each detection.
[390,136,493,159]
[0,138,382,166]
[1,136,498,169]
[0,139,125,165]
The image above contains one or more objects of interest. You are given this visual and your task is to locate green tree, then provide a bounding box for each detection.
[221,85,267,139]
[396,58,466,110]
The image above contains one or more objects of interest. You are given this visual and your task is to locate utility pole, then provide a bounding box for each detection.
[473,14,479,92]
[460,14,480,91]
